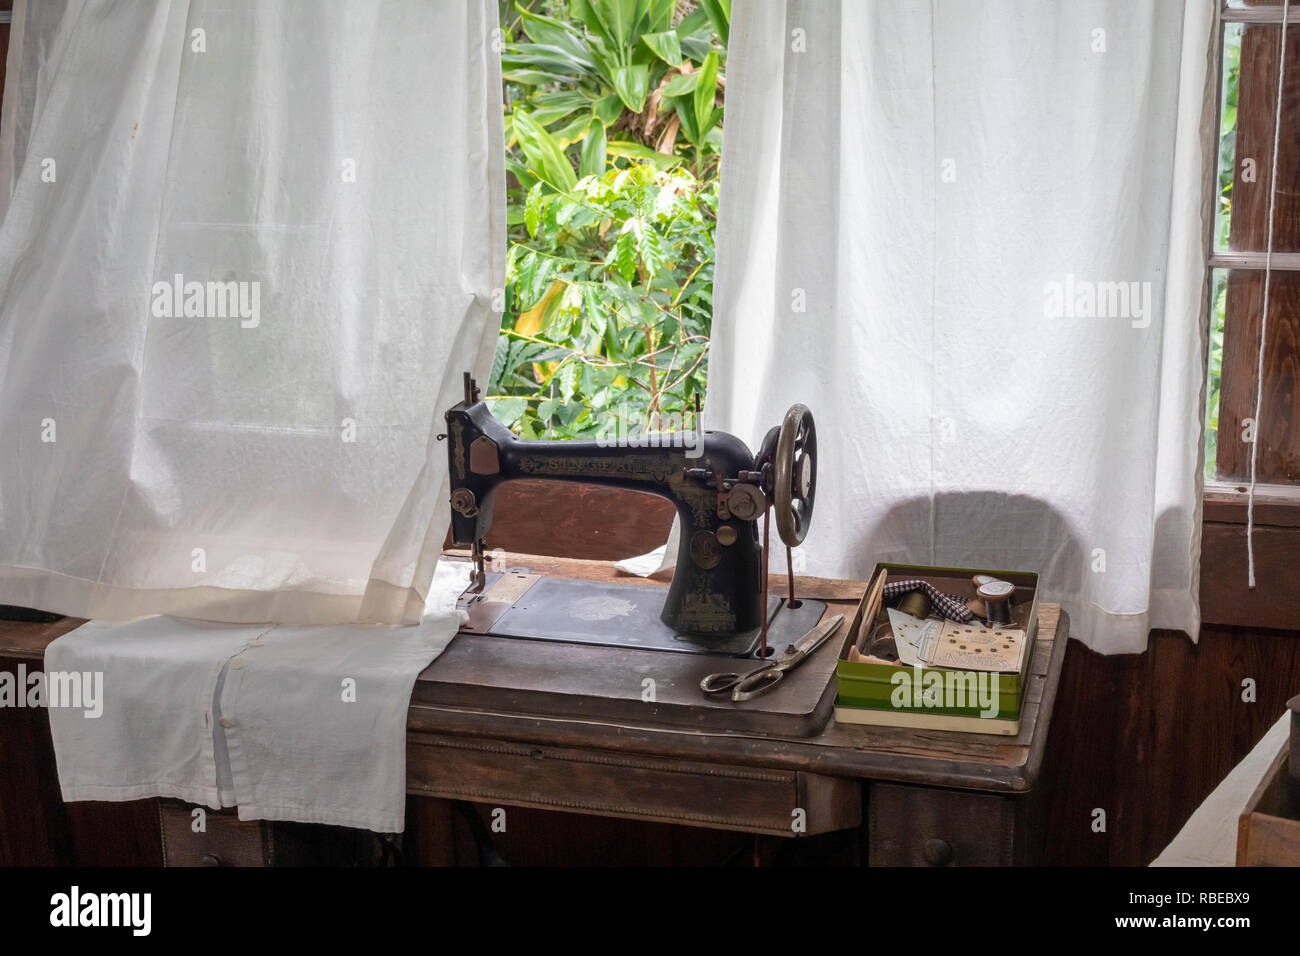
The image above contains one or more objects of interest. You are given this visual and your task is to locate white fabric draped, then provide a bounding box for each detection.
[0,0,504,625]
[708,0,1216,653]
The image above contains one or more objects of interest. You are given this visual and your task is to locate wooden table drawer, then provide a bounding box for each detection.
[158,800,271,867]
[407,734,860,837]
[867,782,1029,866]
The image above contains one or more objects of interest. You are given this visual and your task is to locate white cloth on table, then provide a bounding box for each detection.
[44,561,470,833]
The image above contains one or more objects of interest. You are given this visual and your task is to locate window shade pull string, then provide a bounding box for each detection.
[1247,0,1289,589]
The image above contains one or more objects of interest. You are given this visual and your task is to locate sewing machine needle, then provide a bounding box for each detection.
[471,537,487,593]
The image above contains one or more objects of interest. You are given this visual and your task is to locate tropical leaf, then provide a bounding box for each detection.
[607,140,679,168]
[693,52,719,142]
[592,92,625,127]
[579,121,607,178]
[641,30,682,66]
[524,181,546,237]
[662,71,699,97]
[517,6,592,64]
[697,0,731,47]
[613,222,639,282]
[488,397,529,428]
[604,60,651,113]
[512,110,578,191]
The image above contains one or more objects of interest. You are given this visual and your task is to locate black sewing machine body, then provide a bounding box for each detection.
[446,396,763,635]
[444,375,818,656]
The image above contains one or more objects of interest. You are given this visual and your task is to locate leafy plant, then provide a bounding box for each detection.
[1205,24,1240,480]
[1215,23,1241,252]
[489,162,717,439]
[492,0,728,440]
[502,0,729,180]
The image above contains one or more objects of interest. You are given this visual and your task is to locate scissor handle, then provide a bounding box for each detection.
[731,666,784,701]
[700,672,743,694]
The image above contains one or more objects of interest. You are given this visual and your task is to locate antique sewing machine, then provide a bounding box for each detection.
[445,374,824,658]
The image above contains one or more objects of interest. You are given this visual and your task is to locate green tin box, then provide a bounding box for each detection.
[834,563,1041,734]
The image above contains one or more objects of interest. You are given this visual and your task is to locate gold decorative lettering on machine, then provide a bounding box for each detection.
[681,589,736,632]
[442,372,821,654]
[450,419,466,481]
[518,454,676,484]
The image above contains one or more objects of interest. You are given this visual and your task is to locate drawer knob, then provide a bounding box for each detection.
[923,838,953,866]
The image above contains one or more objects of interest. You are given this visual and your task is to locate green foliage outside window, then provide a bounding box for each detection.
[1206,24,1241,480]
[492,0,729,439]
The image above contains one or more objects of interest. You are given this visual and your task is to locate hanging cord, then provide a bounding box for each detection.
[1246,0,1290,588]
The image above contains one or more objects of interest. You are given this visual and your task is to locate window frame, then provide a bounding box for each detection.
[1206,3,1300,492]
[1200,3,1300,628]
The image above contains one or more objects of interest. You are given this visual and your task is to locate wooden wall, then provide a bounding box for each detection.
[1039,625,1300,865]
[0,678,162,866]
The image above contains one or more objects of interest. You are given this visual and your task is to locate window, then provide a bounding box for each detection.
[490,0,730,442]
[1206,2,1300,485]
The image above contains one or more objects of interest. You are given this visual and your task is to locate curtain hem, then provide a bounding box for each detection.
[0,564,425,626]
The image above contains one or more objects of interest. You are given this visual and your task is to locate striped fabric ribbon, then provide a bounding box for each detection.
[882,579,973,623]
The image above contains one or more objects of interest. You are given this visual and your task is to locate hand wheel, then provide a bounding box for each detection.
[772,403,816,546]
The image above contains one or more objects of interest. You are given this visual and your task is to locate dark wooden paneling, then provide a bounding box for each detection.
[1202,521,1300,629]
[404,799,856,866]
[0,659,72,865]
[1201,485,1300,630]
[1041,625,1300,866]
[0,658,161,866]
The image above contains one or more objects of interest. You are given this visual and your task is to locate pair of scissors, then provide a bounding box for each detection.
[700,614,845,702]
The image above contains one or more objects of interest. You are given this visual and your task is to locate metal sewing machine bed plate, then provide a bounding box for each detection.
[459,570,827,658]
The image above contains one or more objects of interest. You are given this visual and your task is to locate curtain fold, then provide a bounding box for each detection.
[709,0,1216,653]
[0,0,504,625]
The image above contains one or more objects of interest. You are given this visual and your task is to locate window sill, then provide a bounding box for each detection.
[1203,481,1300,528]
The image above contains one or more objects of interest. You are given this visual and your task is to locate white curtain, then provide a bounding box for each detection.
[709,0,1216,653]
[0,0,504,625]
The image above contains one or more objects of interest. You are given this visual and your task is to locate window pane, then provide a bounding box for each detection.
[1212,269,1300,483]
[1214,23,1241,254]
[1204,268,1227,480]
[493,2,727,441]
[1220,20,1300,254]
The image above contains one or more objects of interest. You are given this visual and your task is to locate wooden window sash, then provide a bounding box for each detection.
[1211,5,1300,484]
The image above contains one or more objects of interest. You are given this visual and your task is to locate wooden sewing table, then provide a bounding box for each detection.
[0,551,1069,866]
[405,551,1069,865]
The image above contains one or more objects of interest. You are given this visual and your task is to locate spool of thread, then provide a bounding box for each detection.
[866,622,901,663]
[898,590,931,620]
[976,580,1015,625]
